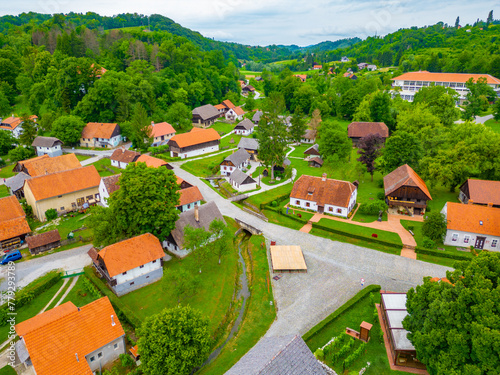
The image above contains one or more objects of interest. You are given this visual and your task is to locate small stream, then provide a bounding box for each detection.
[201,233,251,367]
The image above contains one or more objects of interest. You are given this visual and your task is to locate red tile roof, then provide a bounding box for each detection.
[16,297,124,375]
[19,154,82,177]
[81,123,120,140]
[215,104,225,110]
[233,106,245,116]
[461,179,500,206]
[25,166,101,201]
[97,233,165,277]
[110,149,140,163]
[290,175,356,208]
[178,186,204,207]
[0,196,30,242]
[347,122,389,138]
[222,100,235,109]
[151,122,176,138]
[136,154,168,168]
[101,174,121,195]
[0,115,37,130]
[446,202,500,237]
[392,71,500,85]
[26,229,61,250]
[383,164,432,200]
[168,128,220,149]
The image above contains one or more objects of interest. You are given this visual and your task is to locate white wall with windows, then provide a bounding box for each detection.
[444,229,500,251]
[113,259,162,285]
[170,144,219,159]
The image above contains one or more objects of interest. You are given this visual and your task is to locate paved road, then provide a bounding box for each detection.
[455,114,493,124]
[0,245,92,292]
[172,165,452,336]
[62,142,133,157]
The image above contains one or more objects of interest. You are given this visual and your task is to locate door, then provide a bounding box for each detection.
[475,236,486,249]
[318,206,324,214]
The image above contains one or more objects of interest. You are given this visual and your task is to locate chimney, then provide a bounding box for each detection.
[487,202,493,207]
[111,315,116,326]
[194,205,199,222]
[151,121,154,125]
[468,199,474,205]
[322,173,327,182]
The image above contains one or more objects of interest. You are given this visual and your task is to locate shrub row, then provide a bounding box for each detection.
[0,271,61,326]
[82,276,102,299]
[259,192,291,210]
[331,337,354,364]
[414,247,472,261]
[344,341,367,368]
[84,267,142,329]
[324,332,348,359]
[303,285,381,342]
[311,223,402,249]
[264,206,309,224]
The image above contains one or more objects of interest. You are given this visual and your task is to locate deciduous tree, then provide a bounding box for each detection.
[129,103,153,151]
[138,305,211,375]
[183,225,211,273]
[377,131,423,174]
[356,134,384,181]
[422,212,447,242]
[51,115,86,145]
[209,218,232,264]
[289,106,307,144]
[18,114,38,147]
[318,121,352,163]
[165,269,199,303]
[165,102,191,131]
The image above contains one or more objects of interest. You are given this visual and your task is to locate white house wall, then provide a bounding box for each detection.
[98,179,110,208]
[114,259,162,285]
[289,197,319,212]
[170,145,219,159]
[36,145,62,157]
[444,229,500,251]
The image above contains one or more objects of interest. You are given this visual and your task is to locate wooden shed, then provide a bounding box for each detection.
[26,230,61,255]
[270,245,307,273]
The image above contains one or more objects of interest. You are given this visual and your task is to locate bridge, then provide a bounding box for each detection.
[235,218,263,235]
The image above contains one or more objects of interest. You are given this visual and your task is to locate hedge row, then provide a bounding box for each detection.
[259,192,291,210]
[311,223,402,249]
[414,247,472,261]
[303,284,381,342]
[263,206,309,224]
[0,271,61,326]
[84,267,142,329]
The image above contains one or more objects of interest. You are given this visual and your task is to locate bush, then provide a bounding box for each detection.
[377,179,384,188]
[422,236,436,249]
[120,353,135,368]
[8,146,35,163]
[45,208,58,221]
[314,348,324,360]
[376,191,385,201]
[83,276,103,299]
[414,247,471,261]
[21,199,33,219]
[0,158,5,168]
[358,201,387,216]
[271,200,278,207]
[422,212,447,242]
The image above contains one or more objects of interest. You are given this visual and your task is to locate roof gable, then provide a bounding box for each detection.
[224,149,250,167]
[290,175,356,208]
[446,202,500,237]
[110,149,140,163]
[229,169,256,185]
[82,123,120,140]
[101,174,121,195]
[235,119,255,131]
[179,186,204,206]
[462,179,500,205]
[26,229,61,250]
[98,233,165,277]
[238,137,259,151]
[192,104,220,120]
[151,122,176,137]
[135,154,168,168]
[31,136,63,148]
[0,196,30,242]
[383,164,432,200]
[20,153,82,177]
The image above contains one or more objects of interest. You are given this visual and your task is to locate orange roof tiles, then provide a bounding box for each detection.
[290,175,356,208]
[136,154,169,168]
[110,149,140,164]
[19,154,82,177]
[384,164,432,200]
[130,345,139,359]
[81,122,120,140]
[0,115,37,130]
[97,233,165,277]
[461,179,500,206]
[347,122,389,138]
[178,186,204,207]
[392,71,500,85]
[222,100,235,109]
[26,229,61,250]
[16,297,124,375]
[446,202,500,237]
[0,196,30,242]
[168,128,220,149]
[215,104,225,110]
[151,122,176,138]
[233,106,245,116]
[25,166,101,201]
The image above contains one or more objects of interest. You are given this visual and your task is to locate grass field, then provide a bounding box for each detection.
[212,121,235,135]
[305,290,414,375]
[0,365,16,375]
[220,134,243,149]
[245,183,293,208]
[90,158,121,177]
[181,150,233,177]
[199,234,276,374]
[0,185,9,198]
[0,164,15,179]
[61,276,100,307]
[73,154,92,162]
[484,118,500,134]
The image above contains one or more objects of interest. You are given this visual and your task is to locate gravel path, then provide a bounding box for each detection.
[0,245,93,292]
[171,165,452,336]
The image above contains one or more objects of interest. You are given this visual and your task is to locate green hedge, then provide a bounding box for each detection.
[303,285,381,342]
[264,206,309,224]
[259,192,291,210]
[311,223,402,249]
[414,247,472,261]
[0,271,61,326]
[84,267,142,329]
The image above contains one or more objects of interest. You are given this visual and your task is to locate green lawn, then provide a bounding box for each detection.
[484,118,500,134]
[305,290,414,375]
[45,278,74,310]
[426,185,459,213]
[245,183,293,208]
[0,365,16,375]
[0,164,15,179]
[0,185,9,198]
[212,121,235,135]
[220,134,243,149]
[90,158,121,177]
[288,144,311,158]
[263,209,306,230]
[181,150,233,177]
[61,276,100,307]
[119,218,241,336]
[199,234,276,374]
[0,279,64,343]
[73,154,92,162]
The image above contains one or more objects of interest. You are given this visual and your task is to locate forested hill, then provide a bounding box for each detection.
[282,38,362,53]
[313,20,500,76]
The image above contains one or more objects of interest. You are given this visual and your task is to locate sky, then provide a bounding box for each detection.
[0,0,498,46]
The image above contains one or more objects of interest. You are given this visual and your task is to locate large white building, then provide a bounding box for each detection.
[168,128,221,159]
[391,71,500,104]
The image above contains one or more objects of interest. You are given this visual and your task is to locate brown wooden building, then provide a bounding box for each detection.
[384,164,432,216]
[26,229,61,255]
[458,179,500,208]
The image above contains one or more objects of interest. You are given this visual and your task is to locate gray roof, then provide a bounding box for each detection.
[238,138,259,151]
[235,118,255,131]
[229,169,256,185]
[303,129,317,140]
[252,111,263,123]
[224,149,250,167]
[31,136,62,148]
[16,339,30,363]
[226,335,326,375]
[5,172,30,192]
[170,201,224,249]
[283,157,291,167]
[192,104,220,121]
[304,144,320,155]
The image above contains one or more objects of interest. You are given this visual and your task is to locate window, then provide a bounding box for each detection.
[71,203,76,208]
[98,352,103,359]
[336,208,342,214]
[90,356,95,362]
[130,282,135,286]
[140,265,144,269]
[60,207,64,211]
[452,233,459,242]
[58,195,62,198]
[187,204,191,209]
[77,197,84,206]
[296,200,300,205]
[152,260,157,263]
[114,343,118,350]
[95,194,100,200]
[329,207,333,212]
[86,195,93,201]
[464,235,470,244]
[122,271,127,275]
[492,240,498,248]
[306,202,310,207]
[146,276,150,279]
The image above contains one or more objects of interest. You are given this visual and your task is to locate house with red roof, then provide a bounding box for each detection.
[347,122,389,146]
[178,186,204,212]
[80,122,122,148]
[150,121,176,146]
[168,128,221,159]
[88,233,166,296]
[0,115,37,139]
[0,196,31,250]
[226,106,245,121]
[458,179,500,208]
[442,202,500,251]
[110,148,140,169]
[15,297,125,375]
[384,164,432,216]
[289,174,357,217]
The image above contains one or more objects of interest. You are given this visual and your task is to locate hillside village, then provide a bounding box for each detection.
[0,10,499,375]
